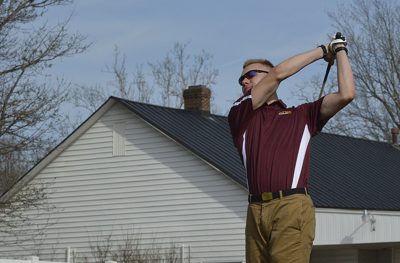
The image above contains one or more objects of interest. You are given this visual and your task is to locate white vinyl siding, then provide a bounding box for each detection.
[314,208,400,246]
[0,103,247,263]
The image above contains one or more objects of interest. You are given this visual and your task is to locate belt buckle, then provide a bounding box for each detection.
[261,192,273,201]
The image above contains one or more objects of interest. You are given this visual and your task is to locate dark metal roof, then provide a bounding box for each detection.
[115,97,400,211]
[309,133,400,210]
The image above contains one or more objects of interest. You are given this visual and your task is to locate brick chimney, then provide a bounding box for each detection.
[391,127,399,145]
[183,85,211,114]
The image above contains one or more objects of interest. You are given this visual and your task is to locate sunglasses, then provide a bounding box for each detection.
[238,70,269,85]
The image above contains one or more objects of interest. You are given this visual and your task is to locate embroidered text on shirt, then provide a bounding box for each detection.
[278,110,292,115]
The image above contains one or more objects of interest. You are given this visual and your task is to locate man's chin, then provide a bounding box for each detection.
[243,87,252,94]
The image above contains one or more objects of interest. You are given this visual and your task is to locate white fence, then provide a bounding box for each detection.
[0,257,117,263]
[0,257,65,263]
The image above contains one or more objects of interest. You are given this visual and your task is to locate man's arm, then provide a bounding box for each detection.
[320,45,355,120]
[251,47,324,110]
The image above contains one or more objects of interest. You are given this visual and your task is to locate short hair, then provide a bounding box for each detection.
[242,58,274,69]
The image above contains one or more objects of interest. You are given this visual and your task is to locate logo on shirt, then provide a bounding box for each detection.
[278,110,292,116]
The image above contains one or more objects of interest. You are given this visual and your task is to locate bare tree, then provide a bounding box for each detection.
[149,42,219,108]
[0,0,89,244]
[133,64,153,104]
[306,0,400,141]
[72,83,109,113]
[71,45,154,115]
[73,42,218,116]
[108,46,134,99]
[85,229,181,263]
[0,169,55,248]
[107,47,154,104]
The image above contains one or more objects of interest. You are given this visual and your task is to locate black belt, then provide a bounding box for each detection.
[248,188,308,203]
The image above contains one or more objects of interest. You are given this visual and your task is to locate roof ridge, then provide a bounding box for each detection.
[319,131,394,146]
[111,96,229,118]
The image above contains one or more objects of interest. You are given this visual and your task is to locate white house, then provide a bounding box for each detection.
[1,86,400,263]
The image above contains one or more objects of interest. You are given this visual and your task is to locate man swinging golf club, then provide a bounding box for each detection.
[228,32,355,263]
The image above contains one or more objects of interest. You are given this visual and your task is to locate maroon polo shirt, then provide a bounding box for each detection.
[228,92,329,195]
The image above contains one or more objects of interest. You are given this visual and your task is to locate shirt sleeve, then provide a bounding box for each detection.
[303,96,332,136]
[228,94,254,150]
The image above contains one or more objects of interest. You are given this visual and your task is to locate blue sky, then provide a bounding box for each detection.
[46,0,349,115]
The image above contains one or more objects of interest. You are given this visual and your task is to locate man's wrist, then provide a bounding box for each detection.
[319,45,327,59]
[334,46,348,55]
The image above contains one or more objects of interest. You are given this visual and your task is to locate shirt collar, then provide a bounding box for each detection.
[240,90,287,109]
[267,99,287,109]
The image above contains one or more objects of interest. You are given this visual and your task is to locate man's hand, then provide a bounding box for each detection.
[329,32,347,54]
[322,32,347,65]
[322,43,335,65]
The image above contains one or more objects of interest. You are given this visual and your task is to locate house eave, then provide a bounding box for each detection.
[314,207,400,246]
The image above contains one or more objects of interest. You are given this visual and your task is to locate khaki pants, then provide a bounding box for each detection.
[246,194,315,263]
